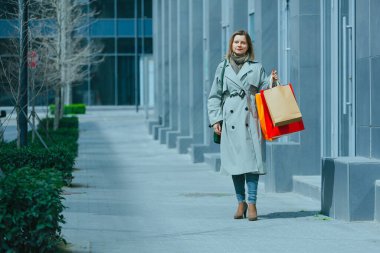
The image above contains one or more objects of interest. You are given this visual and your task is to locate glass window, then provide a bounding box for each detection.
[137,0,141,18]
[0,1,18,18]
[29,1,56,19]
[92,0,115,18]
[0,55,18,106]
[0,39,18,55]
[90,56,115,105]
[90,19,116,37]
[117,19,135,36]
[117,38,152,54]
[0,92,14,106]
[118,38,135,53]
[72,81,89,104]
[123,0,153,18]
[118,0,135,18]
[138,38,152,54]
[118,56,138,105]
[92,38,115,54]
[143,0,152,18]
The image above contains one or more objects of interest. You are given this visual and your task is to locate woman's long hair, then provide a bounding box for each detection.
[226,30,255,61]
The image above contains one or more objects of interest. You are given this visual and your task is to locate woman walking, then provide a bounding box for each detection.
[207,30,278,221]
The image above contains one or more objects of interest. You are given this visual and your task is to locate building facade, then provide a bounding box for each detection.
[0,0,153,106]
[150,0,380,222]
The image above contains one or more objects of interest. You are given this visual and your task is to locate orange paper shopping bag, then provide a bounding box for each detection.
[255,93,275,141]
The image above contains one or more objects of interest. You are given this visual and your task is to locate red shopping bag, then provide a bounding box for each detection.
[258,84,305,139]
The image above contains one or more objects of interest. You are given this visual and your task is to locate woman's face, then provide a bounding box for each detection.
[232,35,248,55]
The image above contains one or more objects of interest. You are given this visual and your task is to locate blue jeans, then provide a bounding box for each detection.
[232,173,259,204]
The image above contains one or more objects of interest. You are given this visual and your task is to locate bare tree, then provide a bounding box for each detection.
[32,0,103,129]
[0,0,103,143]
[0,0,59,146]
[0,0,30,148]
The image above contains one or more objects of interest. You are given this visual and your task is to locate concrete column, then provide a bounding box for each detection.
[165,0,180,148]
[188,0,204,157]
[148,0,162,135]
[190,0,222,163]
[152,0,165,139]
[176,0,193,154]
[157,0,171,144]
[221,0,248,41]
[230,0,248,31]
[204,0,222,146]
[264,0,322,193]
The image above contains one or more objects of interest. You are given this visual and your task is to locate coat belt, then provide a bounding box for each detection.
[229,89,246,98]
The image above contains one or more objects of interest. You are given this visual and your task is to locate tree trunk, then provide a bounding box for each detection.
[17,0,29,148]
[65,84,72,105]
[31,75,36,143]
[53,86,61,130]
[16,105,21,148]
[46,89,50,136]
[32,90,36,143]
[59,86,65,119]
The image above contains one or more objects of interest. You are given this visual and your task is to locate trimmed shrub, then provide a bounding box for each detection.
[39,116,79,130]
[31,128,79,157]
[0,142,75,184]
[49,104,86,115]
[0,167,65,252]
[35,116,79,157]
[0,116,79,184]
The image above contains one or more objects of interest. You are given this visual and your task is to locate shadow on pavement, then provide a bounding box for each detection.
[259,210,320,219]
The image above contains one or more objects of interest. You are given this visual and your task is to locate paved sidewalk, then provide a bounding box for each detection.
[62,109,380,253]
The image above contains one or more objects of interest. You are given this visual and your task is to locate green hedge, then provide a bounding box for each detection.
[0,167,65,252]
[37,117,79,157]
[49,104,86,115]
[39,117,79,130]
[0,117,79,184]
[0,143,75,184]
[0,116,80,252]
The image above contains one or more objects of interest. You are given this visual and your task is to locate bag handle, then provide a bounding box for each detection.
[220,59,227,93]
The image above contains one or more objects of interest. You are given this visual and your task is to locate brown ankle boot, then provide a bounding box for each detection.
[247,203,258,221]
[234,202,248,219]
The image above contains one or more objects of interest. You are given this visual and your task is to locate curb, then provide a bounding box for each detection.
[58,241,91,253]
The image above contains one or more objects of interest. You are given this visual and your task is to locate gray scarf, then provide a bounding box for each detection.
[229,53,249,74]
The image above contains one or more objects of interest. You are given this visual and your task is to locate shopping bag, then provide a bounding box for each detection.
[255,93,275,141]
[263,83,303,127]
[257,86,305,139]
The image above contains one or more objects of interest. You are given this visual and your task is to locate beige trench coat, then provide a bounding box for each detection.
[207,59,272,175]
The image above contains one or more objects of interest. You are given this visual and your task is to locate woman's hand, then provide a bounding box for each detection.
[271,69,279,83]
[213,122,222,136]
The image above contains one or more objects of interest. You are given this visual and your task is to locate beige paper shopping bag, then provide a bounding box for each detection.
[262,83,302,127]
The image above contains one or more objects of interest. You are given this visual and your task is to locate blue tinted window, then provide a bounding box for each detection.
[90,20,115,37]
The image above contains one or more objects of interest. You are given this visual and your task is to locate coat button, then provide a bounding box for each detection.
[230,110,234,113]
[246,123,249,127]
[245,107,248,111]
[232,126,235,129]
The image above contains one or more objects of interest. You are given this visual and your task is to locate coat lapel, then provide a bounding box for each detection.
[225,61,254,90]
[225,64,244,90]
[237,61,253,82]
[224,64,241,86]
